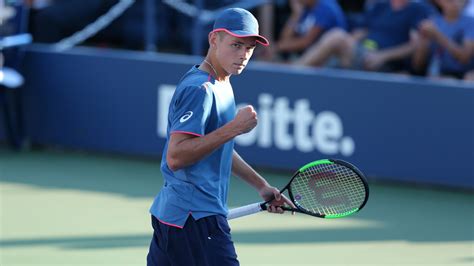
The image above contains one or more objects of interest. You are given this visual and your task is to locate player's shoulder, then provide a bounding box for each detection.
[175,66,214,98]
[178,66,211,89]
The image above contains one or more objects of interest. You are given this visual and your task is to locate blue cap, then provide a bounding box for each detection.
[212,8,269,46]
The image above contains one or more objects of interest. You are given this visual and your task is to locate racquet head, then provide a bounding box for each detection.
[287,159,369,218]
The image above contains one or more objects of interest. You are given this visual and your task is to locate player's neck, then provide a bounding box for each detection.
[200,56,230,82]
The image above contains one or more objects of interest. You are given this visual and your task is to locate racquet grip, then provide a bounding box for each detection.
[227,202,264,220]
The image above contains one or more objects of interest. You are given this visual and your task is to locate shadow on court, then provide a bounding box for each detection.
[0,147,163,198]
[0,234,151,250]
[1,147,473,250]
[1,220,473,251]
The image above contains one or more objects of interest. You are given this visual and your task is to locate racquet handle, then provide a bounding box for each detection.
[227,203,296,220]
[227,202,265,220]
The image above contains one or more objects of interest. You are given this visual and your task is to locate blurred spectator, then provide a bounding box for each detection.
[253,0,286,59]
[412,0,474,80]
[295,0,431,72]
[258,2,276,46]
[264,0,347,62]
[336,0,371,31]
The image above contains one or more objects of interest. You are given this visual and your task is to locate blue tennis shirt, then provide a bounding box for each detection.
[150,66,236,228]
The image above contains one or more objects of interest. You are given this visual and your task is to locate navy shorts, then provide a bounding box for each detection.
[147,215,239,266]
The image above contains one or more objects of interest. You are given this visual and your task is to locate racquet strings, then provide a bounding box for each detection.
[291,163,366,216]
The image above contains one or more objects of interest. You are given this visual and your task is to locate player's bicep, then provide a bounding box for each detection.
[166,132,201,171]
[167,132,198,155]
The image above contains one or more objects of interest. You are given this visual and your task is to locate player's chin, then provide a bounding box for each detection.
[232,64,246,75]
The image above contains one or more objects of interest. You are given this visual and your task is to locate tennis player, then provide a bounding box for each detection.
[147,7,294,266]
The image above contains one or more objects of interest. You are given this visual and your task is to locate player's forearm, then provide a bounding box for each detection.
[232,151,269,191]
[167,122,240,171]
[168,105,257,171]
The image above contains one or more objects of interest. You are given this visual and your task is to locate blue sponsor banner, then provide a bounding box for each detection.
[19,45,474,188]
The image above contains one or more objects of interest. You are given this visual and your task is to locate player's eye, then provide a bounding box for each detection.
[232,43,242,49]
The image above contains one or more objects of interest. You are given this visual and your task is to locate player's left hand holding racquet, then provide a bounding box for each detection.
[257,185,296,214]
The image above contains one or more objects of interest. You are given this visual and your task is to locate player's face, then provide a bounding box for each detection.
[215,33,257,76]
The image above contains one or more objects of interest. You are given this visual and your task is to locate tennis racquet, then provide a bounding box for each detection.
[227,159,369,220]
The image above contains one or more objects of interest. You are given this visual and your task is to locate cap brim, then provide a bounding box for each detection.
[211,28,269,46]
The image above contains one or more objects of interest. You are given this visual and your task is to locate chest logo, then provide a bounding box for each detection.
[180,111,193,123]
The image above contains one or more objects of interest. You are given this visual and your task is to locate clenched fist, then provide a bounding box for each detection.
[233,105,258,134]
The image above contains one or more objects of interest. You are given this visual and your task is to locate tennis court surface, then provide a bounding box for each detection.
[1,147,473,265]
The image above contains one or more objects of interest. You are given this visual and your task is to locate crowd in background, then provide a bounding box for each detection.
[2,0,474,81]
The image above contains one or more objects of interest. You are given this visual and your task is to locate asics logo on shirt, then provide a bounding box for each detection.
[180,111,193,123]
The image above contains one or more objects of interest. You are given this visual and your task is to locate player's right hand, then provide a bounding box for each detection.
[233,105,257,134]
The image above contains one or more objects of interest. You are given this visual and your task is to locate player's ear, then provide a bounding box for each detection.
[209,32,218,48]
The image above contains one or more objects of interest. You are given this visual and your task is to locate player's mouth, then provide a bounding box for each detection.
[234,63,246,68]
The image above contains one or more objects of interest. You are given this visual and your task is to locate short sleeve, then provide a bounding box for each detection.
[169,85,212,136]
